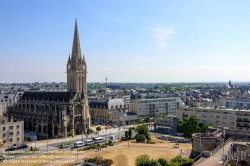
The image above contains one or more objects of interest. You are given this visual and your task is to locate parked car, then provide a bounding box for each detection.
[85,140,94,145]
[106,124,110,126]
[5,146,16,151]
[94,122,99,125]
[17,144,28,149]
[74,141,85,148]
[113,124,118,128]
[59,144,68,149]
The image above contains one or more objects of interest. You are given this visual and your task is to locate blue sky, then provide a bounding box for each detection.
[1,0,250,83]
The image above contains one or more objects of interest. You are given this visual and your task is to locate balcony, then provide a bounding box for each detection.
[237,119,250,123]
[237,124,250,128]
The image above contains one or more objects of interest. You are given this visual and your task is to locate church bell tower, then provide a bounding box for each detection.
[67,19,87,94]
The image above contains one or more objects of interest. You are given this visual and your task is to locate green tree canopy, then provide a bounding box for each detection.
[145,117,150,123]
[96,126,101,135]
[135,124,150,140]
[200,123,213,133]
[128,128,132,139]
[179,114,200,139]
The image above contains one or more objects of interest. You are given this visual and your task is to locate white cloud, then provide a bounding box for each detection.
[150,27,175,51]
[103,67,111,72]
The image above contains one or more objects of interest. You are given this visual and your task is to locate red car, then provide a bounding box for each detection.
[106,123,110,126]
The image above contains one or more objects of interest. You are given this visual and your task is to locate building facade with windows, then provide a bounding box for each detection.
[176,106,250,131]
[153,115,179,133]
[89,99,127,124]
[0,116,24,146]
[129,97,181,118]
[223,96,250,110]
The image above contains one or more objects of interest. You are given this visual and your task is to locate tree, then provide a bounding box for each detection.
[87,129,92,134]
[145,117,150,123]
[96,126,101,136]
[125,131,128,138]
[135,124,150,141]
[105,127,108,133]
[128,128,132,139]
[157,158,169,166]
[135,154,159,166]
[136,119,141,125]
[179,114,200,139]
[200,123,213,133]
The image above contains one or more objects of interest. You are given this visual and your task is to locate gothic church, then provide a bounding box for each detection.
[7,20,90,138]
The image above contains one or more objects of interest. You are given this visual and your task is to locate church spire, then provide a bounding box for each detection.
[71,19,82,62]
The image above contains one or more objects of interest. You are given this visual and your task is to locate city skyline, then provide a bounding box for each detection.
[1,1,250,83]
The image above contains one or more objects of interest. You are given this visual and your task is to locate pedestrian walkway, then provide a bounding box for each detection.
[196,141,232,166]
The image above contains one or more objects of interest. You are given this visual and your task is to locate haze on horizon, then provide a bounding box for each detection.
[1,1,250,83]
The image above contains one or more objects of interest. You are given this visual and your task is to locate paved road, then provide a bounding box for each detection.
[0,126,130,159]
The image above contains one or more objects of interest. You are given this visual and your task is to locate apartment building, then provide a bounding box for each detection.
[223,96,250,109]
[0,116,24,146]
[153,115,179,133]
[129,97,181,118]
[89,98,127,124]
[109,111,138,126]
[177,106,250,132]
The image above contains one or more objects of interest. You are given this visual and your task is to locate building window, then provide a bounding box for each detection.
[16,125,19,129]
[9,132,13,136]
[16,131,19,135]
[17,137,19,142]
[1,120,4,124]
[2,133,5,137]
[9,126,13,130]
[2,127,5,131]
[10,138,12,142]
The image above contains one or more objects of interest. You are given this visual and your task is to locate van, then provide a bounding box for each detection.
[93,137,105,143]
[74,141,85,148]
[85,140,94,145]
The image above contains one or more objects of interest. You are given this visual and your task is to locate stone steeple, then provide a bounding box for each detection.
[71,19,82,62]
[67,19,87,93]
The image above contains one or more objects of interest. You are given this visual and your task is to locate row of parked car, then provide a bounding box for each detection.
[59,137,106,149]
[74,137,106,148]
[156,135,191,143]
[5,144,28,151]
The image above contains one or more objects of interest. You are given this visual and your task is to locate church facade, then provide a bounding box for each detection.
[6,21,90,138]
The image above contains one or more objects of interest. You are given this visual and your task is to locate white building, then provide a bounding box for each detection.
[129,97,181,117]
[0,116,24,147]
[223,96,250,110]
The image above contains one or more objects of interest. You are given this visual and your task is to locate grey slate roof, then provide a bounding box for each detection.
[89,98,125,109]
[20,92,76,102]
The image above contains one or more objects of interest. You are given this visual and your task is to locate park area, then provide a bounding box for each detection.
[83,137,192,166]
[0,135,192,166]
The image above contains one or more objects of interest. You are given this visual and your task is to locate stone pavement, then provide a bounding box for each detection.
[197,141,232,166]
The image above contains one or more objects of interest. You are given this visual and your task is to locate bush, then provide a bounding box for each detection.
[101,144,107,148]
[30,146,33,151]
[158,158,169,166]
[136,135,146,143]
[147,140,156,144]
